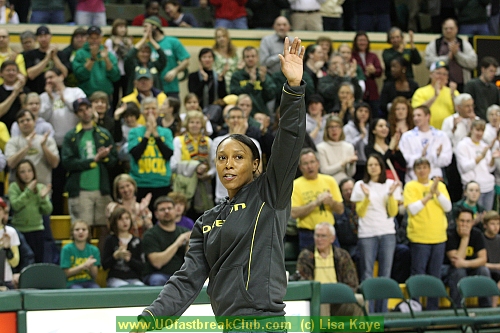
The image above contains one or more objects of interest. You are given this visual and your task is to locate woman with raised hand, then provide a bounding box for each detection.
[134,37,306,332]
[123,23,167,95]
[350,154,401,313]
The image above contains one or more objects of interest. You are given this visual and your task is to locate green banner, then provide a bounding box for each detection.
[116,316,384,332]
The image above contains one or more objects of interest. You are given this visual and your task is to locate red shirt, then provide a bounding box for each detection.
[209,0,247,20]
[131,14,169,27]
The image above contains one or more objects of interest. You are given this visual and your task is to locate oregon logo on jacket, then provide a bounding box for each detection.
[202,203,246,233]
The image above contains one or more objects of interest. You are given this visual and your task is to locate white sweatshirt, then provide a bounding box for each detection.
[455,137,495,193]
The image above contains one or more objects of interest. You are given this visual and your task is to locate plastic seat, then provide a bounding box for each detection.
[360,277,432,331]
[321,283,366,313]
[406,275,474,332]
[19,263,66,289]
[459,276,500,331]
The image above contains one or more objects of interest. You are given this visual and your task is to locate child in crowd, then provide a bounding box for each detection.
[90,91,122,143]
[114,102,141,172]
[0,198,20,289]
[8,159,52,263]
[102,208,145,287]
[483,210,500,307]
[181,93,213,135]
[167,191,194,230]
[184,92,202,113]
[60,220,101,289]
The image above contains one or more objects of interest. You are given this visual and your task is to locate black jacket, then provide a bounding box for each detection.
[141,82,306,320]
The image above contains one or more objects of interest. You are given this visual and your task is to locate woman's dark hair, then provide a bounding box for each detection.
[363,154,387,184]
[168,97,181,115]
[217,134,261,176]
[108,207,133,235]
[391,56,409,73]
[368,118,388,148]
[304,44,320,64]
[46,66,63,76]
[15,159,37,191]
[198,47,215,61]
[352,31,370,53]
[464,180,480,193]
[353,102,371,134]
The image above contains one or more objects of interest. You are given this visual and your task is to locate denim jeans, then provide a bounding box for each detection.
[30,10,66,24]
[479,189,495,211]
[459,23,490,36]
[356,14,391,32]
[69,281,100,289]
[358,234,396,312]
[489,13,500,35]
[107,277,145,288]
[144,273,171,286]
[442,265,492,308]
[75,11,106,26]
[410,242,446,310]
[215,17,248,29]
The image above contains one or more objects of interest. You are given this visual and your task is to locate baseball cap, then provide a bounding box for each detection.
[0,197,7,209]
[87,26,102,36]
[144,16,162,30]
[135,67,153,80]
[430,60,448,72]
[73,98,92,112]
[36,26,50,36]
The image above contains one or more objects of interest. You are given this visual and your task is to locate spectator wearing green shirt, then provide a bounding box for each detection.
[146,16,190,99]
[61,98,118,242]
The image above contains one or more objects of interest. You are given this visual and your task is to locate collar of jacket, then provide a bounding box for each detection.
[75,121,97,133]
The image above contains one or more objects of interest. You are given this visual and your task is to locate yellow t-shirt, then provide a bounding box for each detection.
[411,84,459,130]
[314,248,337,284]
[292,174,343,230]
[403,180,449,244]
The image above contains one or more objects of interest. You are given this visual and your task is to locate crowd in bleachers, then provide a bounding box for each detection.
[1,0,500,314]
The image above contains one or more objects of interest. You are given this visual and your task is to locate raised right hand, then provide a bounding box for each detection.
[278,37,304,86]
